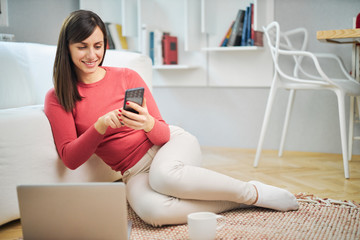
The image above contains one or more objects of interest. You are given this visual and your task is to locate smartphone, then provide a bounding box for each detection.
[123,87,145,114]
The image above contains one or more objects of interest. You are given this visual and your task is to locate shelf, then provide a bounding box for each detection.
[202,46,263,51]
[82,0,274,87]
[152,65,198,70]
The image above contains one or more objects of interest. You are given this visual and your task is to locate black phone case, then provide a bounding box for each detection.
[123,87,144,114]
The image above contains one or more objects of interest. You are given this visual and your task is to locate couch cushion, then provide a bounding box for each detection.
[0,42,56,109]
[0,42,152,110]
[0,42,34,108]
[25,43,56,105]
[0,105,122,225]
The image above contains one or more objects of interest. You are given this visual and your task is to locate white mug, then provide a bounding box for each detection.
[187,212,225,240]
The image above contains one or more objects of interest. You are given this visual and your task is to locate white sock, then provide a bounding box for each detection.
[249,181,299,211]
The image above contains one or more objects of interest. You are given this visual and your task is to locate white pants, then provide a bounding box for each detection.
[122,126,256,227]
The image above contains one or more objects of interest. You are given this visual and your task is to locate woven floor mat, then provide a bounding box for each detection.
[128,194,360,239]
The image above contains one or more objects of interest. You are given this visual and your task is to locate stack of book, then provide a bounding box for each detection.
[141,25,178,66]
[220,3,263,47]
[105,23,128,50]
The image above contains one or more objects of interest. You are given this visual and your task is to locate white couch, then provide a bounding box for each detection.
[0,41,153,225]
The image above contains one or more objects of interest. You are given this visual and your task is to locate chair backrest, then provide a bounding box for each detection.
[263,21,330,87]
[280,27,309,78]
[263,22,299,85]
[279,27,308,52]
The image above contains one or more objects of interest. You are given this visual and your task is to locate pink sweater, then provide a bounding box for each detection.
[44,67,170,174]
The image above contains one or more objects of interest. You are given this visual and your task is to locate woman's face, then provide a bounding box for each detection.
[68,26,105,82]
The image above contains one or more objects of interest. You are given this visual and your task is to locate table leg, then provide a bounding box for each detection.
[349,43,360,160]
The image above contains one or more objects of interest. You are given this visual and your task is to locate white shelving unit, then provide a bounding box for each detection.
[202,46,262,52]
[153,65,198,70]
[191,0,274,87]
[80,0,274,87]
[138,0,199,73]
[79,0,122,25]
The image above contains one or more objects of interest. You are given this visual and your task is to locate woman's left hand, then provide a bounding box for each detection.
[120,98,155,132]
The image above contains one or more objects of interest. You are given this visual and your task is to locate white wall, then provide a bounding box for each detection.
[155,0,360,156]
[154,0,360,155]
[0,0,79,44]
[1,0,359,154]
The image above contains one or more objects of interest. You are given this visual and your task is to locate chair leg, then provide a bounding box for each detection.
[254,86,278,167]
[336,91,350,179]
[348,96,355,161]
[279,89,296,157]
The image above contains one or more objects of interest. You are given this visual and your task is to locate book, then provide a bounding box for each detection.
[241,6,249,46]
[250,3,255,45]
[108,23,128,50]
[220,21,235,47]
[246,4,253,46]
[253,31,263,46]
[162,34,178,64]
[149,31,155,64]
[143,26,178,65]
[105,22,115,49]
[141,24,149,56]
[227,9,245,46]
[115,24,128,50]
[154,29,164,65]
[148,29,164,65]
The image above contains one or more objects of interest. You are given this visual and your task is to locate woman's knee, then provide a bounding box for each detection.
[149,158,186,194]
[169,126,200,148]
[153,127,201,171]
[149,130,201,193]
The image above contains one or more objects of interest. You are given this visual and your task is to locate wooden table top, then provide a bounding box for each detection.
[317,28,360,44]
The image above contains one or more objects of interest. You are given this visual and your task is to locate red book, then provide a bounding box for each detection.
[162,35,178,65]
[251,4,254,41]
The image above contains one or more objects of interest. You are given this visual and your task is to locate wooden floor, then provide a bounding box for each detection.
[1,147,359,239]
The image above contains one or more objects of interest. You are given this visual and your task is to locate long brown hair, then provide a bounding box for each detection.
[53,10,107,112]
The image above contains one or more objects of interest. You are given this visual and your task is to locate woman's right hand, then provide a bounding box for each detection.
[94,109,123,135]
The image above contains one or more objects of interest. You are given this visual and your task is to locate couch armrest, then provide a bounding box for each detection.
[0,105,122,225]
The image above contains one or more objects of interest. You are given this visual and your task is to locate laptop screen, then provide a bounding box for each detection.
[17,182,129,240]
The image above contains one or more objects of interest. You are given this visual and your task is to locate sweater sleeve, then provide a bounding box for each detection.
[145,116,170,146]
[144,86,170,145]
[44,89,104,170]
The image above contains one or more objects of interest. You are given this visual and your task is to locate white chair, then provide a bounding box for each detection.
[254,21,360,179]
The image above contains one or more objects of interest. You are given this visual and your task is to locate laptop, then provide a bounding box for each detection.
[17,182,131,240]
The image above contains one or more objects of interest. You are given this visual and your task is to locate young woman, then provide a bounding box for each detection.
[44,10,299,227]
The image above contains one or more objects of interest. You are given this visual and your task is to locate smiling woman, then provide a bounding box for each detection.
[43,9,299,228]
[53,10,108,112]
[68,27,106,84]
